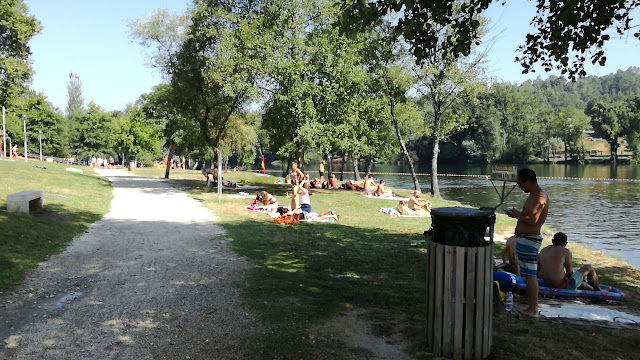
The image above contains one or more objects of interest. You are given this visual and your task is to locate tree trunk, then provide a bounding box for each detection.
[351,154,361,181]
[164,143,176,179]
[390,97,420,192]
[611,141,618,165]
[364,156,374,178]
[326,153,333,178]
[431,139,441,198]
[339,154,346,181]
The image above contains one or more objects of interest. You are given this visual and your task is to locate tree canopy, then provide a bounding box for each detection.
[338,0,640,80]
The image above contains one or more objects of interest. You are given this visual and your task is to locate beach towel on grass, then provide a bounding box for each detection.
[300,218,336,223]
[362,194,409,201]
[228,192,254,199]
[379,207,430,217]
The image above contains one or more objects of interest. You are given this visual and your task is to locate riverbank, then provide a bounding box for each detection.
[135,168,640,359]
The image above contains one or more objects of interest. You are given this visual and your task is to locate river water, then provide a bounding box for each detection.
[304,162,640,269]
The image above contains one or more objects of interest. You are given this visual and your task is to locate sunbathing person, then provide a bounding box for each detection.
[300,210,339,222]
[537,232,610,291]
[328,174,339,188]
[362,175,377,195]
[374,179,394,197]
[409,190,432,215]
[395,200,415,215]
[343,179,364,190]
[287,180,301,213]
[257,191,278,212]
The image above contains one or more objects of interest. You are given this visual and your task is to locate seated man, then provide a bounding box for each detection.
[362,175,377,195]
[537,232,609,291]
[408,190,432,215]
[328,174,338,188]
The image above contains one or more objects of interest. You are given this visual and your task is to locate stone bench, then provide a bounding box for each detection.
[7,190,43,214]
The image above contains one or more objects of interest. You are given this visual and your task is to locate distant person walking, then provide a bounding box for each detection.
[12,144,18,158]
[501,168,549,318]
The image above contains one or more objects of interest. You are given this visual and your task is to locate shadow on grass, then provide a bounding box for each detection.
[0,204,104,290]
[219,216,428,358]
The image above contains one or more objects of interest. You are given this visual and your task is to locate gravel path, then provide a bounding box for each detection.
[0,169,260,359]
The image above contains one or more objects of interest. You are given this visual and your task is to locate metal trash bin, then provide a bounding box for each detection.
[426,207,495,359]
[129,160,136,171]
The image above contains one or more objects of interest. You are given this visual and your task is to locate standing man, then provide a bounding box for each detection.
[501,168,549,317]
[318,160,325,182]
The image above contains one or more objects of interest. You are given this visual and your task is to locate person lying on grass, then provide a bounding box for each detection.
[537,232,612,292]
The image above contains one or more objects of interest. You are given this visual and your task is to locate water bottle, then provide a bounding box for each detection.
[505,291,513,311]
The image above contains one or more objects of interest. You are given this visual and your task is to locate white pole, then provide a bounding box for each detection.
[2,106,5,158]
[39,131,42,161]
[217,150,222,202]
[22,114,27,163]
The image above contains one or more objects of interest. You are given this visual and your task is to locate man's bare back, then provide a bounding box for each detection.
[537,245,572,288]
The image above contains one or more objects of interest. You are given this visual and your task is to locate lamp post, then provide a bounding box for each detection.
[22,114,27,163]
[2,106,6,158]
[39,130,43,161]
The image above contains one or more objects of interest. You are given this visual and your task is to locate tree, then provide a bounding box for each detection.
[586,100,627,165]
[65,72,84,117]
[0,0,41,108]
[413,11,487,198]
[168,0,258,165]
[69,103,114,161]
[551,107,590,161]
[140,83,198,178]
[111,107,161,165]
[128,9,191,76]
[338,0,640,80]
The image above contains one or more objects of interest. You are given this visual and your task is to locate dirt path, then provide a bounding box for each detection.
[0,169,260,359]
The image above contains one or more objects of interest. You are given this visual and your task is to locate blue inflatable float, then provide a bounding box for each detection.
[494,271,626,301]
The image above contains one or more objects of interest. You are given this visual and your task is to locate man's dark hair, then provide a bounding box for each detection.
[518,168,537,183]
[553,232,568,244]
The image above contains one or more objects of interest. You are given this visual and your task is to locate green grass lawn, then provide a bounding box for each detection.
[0,159,112,289]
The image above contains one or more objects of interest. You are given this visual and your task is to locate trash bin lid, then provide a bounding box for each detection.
[431,207,494,218]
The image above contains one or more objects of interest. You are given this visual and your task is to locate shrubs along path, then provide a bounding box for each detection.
[0,169,261,359]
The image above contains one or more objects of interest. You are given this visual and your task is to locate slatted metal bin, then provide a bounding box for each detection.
[426,207,495,360]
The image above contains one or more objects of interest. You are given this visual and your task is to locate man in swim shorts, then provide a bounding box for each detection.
[537,232,607,291]
[501,168,549,317]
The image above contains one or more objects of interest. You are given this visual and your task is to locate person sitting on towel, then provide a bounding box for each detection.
[362,175,377,195]
[408,190,432,215]
[374,179,394,197]
[257,191,279,212]
[537,232,610,291]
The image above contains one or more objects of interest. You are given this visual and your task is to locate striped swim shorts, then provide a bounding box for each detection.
[515,234,544,277]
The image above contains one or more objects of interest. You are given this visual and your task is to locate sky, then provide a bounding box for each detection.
[24,1,640,113]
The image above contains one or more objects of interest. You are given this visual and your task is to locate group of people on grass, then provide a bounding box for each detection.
[256,161,339,222]
[500,168,609,318]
